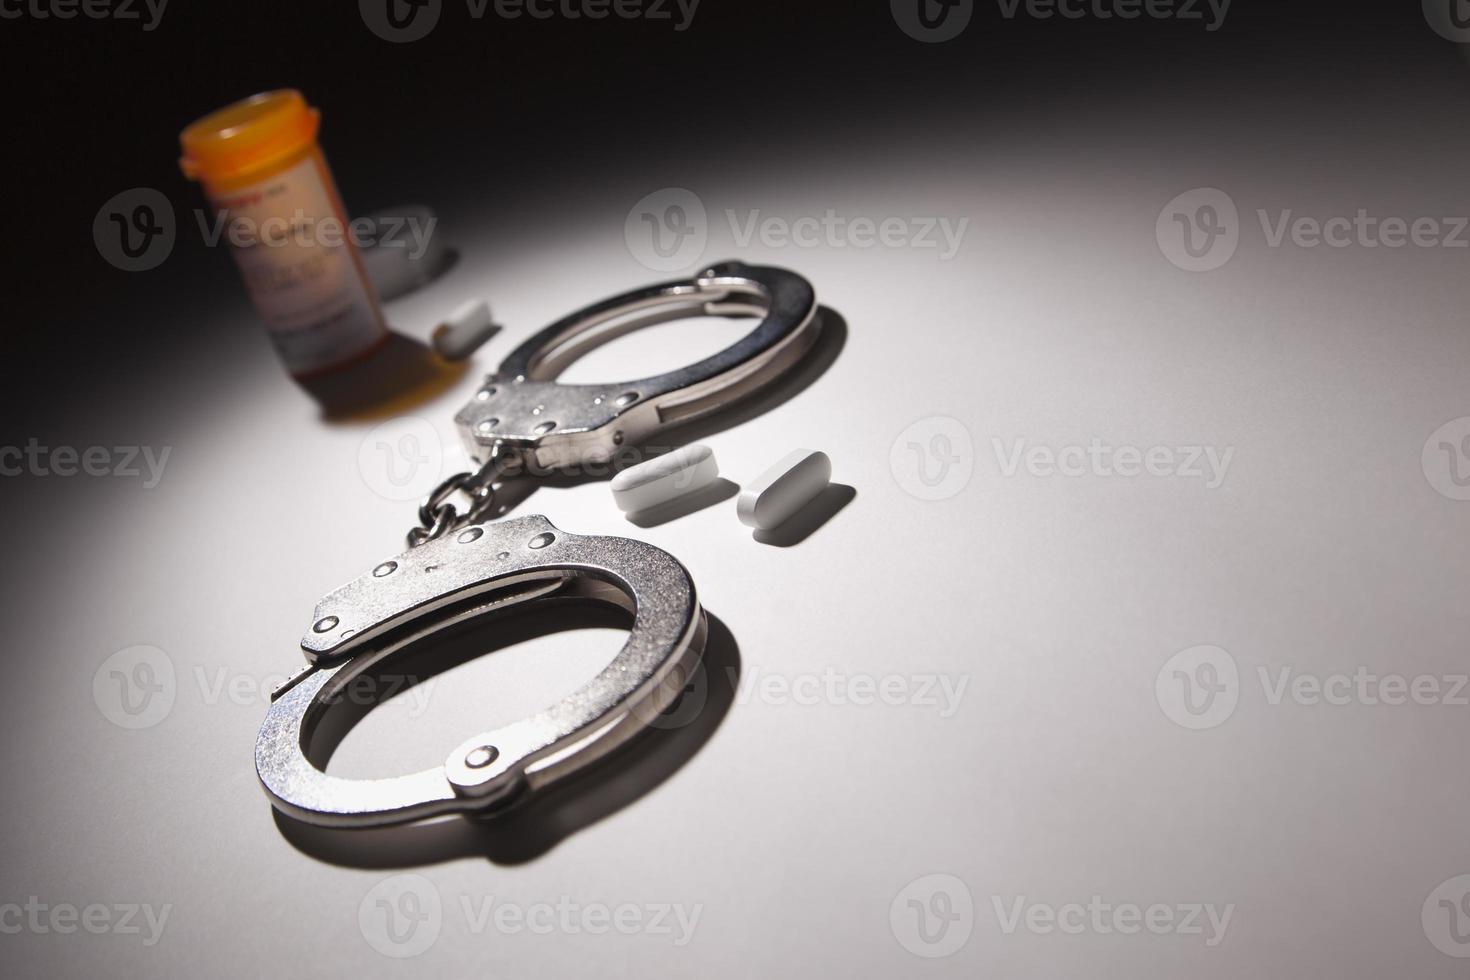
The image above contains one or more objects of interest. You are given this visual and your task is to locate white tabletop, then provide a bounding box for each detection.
[5,74,1470,979]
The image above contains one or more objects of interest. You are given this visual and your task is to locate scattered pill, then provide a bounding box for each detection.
[432,299,498,360]
[737,449,831,530]
[611,444,719,514]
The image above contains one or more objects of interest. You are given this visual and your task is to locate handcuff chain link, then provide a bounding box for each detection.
[406,443,514,548]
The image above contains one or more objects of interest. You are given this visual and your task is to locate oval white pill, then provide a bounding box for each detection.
[611,444,719,514]
[432,299,497,360]
[737,449,831,530]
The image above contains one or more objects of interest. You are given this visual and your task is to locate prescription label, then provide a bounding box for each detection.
[208,154,386,375]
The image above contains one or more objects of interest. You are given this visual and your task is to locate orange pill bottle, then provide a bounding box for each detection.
[180,90,388,377]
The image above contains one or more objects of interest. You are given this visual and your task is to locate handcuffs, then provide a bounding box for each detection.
[256,261,820,827]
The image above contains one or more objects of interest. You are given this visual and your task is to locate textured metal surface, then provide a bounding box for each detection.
[452,261,820,471]
[258,264,820,828]
[255,516,705,827]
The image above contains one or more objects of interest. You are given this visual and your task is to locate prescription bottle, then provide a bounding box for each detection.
[180,90,388,377]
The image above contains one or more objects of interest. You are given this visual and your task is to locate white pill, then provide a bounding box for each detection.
[432,299,497,360]
[611,444,719,514]
[737,449,831,530]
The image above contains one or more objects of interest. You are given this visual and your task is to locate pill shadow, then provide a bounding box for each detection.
[624,478,739,528]
[271,612,741,869]
[751,482,855,547]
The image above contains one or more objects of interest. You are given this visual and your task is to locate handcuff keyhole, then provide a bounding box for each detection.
[532,421,556,437]
[465,745,499,769]
[476,419,499,434]
[528,532,555,550]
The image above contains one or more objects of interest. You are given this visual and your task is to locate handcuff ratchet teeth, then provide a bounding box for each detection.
[256,262,819,828]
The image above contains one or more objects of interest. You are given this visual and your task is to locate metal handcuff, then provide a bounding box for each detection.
[256,261,820,827]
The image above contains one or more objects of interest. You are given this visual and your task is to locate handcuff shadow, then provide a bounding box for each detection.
[519,305,849,499]
[272,608,741,869]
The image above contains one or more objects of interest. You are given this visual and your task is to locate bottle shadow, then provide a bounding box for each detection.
[271,611,741,868]
[295,330,472,423]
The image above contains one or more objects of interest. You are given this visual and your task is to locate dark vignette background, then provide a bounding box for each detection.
[1,2,1468,977]
[0,2,1445,430]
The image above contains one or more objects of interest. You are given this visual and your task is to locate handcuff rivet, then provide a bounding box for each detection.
[262,264,811,826]
[465,745,499,769]
[457,527,484,544]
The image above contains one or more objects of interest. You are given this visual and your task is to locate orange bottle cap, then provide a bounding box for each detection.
[179,89,320,187]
